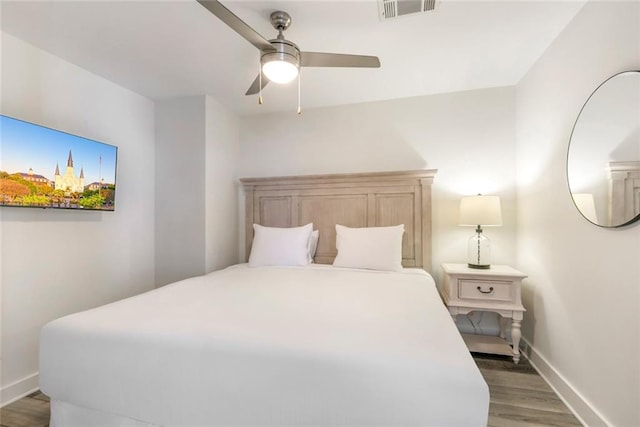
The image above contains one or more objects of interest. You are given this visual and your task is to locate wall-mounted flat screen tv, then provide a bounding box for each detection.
[0,115,117,211]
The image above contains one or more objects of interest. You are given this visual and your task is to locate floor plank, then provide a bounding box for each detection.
[1,355,582,426]
[488,384,574,415]
[480,366,554,392]
[0,392,49,427]
[488,402,583,427]
[473,353,582,427]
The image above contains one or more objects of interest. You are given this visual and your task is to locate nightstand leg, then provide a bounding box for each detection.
[511,319,522,364]
[499,316,506,339]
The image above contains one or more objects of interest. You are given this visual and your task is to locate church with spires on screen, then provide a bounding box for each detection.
[54,150,84,193]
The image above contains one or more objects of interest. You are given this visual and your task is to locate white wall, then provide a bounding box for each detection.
[0,33,156,404]
[515,2,640,426]
[205,96,240,272]
[155,95,240,287]
[238,86,517,284]
[155,96,206,286]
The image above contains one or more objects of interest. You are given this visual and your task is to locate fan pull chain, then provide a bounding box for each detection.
[297,69,301,115]
[258,65,263,105]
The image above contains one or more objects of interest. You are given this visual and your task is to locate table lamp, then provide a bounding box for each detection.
[459,195,502,269]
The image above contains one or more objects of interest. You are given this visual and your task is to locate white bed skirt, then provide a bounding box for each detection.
[51,400,157,427]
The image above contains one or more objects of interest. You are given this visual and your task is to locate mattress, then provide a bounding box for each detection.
[40,264,489,426]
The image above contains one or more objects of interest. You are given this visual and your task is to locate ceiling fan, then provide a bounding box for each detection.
[196,0,381,99]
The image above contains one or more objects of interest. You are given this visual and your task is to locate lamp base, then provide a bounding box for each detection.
[468,263,491,269]
[467,227,492,270]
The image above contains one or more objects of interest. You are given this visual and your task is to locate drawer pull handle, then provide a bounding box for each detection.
[477,286,494,294]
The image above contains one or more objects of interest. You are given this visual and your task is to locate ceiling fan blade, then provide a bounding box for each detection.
[301,52,381,68]
[196,0,274,52]
[245,73,270,95]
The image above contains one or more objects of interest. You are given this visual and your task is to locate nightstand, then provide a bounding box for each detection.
[440,263,527,363]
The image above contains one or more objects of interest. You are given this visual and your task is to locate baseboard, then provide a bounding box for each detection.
[0,372,39,408]
[520,338,610,427]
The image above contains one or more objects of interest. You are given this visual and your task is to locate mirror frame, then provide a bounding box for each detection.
[567,70,640,228]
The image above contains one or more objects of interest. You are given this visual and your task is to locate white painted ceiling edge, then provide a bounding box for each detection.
[0,0,586,116]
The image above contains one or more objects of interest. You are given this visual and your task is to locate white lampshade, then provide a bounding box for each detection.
[262,58,299,84]
[459,195,502,226]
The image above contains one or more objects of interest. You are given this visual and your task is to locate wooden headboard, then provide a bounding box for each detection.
[240,170,437,273]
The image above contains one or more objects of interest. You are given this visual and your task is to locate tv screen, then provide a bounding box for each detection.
[0,115,118,211]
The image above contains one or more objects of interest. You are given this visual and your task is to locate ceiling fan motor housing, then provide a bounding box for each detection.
[262,11,299,70]
[261,39,300,69]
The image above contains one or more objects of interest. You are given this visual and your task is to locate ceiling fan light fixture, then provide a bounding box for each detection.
[262,55,299,84]
[261,38,300,84]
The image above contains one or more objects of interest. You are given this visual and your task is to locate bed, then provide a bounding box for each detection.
[40,170,490,426]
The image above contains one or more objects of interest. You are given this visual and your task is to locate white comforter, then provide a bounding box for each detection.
[40,265,489,426]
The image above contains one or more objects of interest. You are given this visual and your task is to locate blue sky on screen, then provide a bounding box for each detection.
[0,115,117,185]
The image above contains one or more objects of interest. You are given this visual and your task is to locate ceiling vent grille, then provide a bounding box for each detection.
[378,0,436,21]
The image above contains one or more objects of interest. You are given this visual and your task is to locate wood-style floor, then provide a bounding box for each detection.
[1,354,582,427]
[0,391,49,427]
[474,354,582,427]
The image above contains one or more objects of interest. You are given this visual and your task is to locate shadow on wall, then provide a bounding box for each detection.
[0,206,104,223]
[238,107,429,177]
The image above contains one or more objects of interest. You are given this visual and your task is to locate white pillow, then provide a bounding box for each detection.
[249,223,313,267]
[333,224,404,271]
[308,230,319,263]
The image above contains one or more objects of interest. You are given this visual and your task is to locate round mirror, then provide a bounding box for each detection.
[567,70,640,227]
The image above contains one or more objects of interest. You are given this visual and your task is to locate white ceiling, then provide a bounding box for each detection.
[1,0,585,116]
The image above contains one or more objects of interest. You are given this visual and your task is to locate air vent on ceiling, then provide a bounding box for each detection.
[378,0,436,21]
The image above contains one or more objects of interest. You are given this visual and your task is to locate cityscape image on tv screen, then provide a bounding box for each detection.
[0,115,118,211]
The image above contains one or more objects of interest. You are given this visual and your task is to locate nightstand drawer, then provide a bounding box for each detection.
[458,279,513,302]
